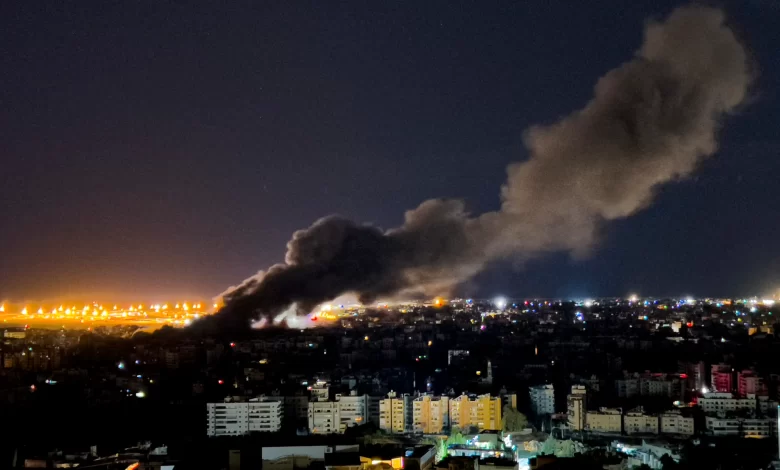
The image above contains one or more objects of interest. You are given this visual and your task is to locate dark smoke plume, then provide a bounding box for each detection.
[217,5,751,324]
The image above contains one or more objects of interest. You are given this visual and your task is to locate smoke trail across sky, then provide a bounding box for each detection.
[218,5,752,325]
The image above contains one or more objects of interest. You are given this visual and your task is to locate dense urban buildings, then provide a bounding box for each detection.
[2,295,780,468]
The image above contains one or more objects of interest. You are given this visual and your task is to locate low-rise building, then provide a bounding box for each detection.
[659,411,694,436]
[624,408,658,435]
[705,416,775,438]
[698,392,757,414]
[586,408,622,434]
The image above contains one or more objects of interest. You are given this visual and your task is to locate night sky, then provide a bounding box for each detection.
[1,1,779,302]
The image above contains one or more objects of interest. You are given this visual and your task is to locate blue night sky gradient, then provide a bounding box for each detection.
[0,0,779,301]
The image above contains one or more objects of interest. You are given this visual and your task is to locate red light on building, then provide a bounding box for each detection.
[680,373,688,379]
[230,342,236,347]
[218,379,224,385]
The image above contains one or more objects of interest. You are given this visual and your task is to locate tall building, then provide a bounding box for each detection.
[308,401,340,434]
[207,397,283,437]
[711,364,733,393]
[379,391,412,434]
[499,389,518,410]
[368,395,381,426]
[335,393,368,430]
[413,394,450,434]
[567,385,587,431]
[449,394,502,431]
[529,385,555,416]
[679,361,706,391]
[738,370,768,397]
[283,395,310,425]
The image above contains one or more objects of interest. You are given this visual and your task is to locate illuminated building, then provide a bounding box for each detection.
[207,397,283,436]
[413,394,450,434]
[623,408,658,435]
[529,385,555,416]
[586,408,622,433]
[567,385,587,431]
[698,392,762,414]
[705,416,775,438]
[737,369,768,397]
[335,392,368,430]
[711,364,733,393]
[311,381,330,402]
[659,410,694,436]
[379,391,412,434]
[308,400,340,434]
[449,394,502,431]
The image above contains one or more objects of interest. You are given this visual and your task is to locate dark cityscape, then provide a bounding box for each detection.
[1,1,779,469]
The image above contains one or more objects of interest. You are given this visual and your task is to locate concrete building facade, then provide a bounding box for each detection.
[529,385,555,416]
[567,385,587,431]
[207,398,283,437]
[586,408,622,433]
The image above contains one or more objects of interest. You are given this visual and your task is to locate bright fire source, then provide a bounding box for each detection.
[0,301,217,330]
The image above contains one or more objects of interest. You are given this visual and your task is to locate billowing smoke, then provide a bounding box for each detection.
[218,5,751,324]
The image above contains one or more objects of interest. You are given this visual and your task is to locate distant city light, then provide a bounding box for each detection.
[117,362,125,370]
[135,392,146,398]
[494,297,507,309]
[583,299,593,308]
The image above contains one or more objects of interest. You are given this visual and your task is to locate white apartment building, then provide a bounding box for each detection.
[207,397,283,437]
[660,411,694,436]
[311,381,330,402]
[698,392,758,414]
[335,393,368,430]
[529,385,555,416]
[308,401,340,434]
[624,409,658,435]
[705,416,775,438]
[586,408,622,433]
[567,385,587,431]
[413,394,450,434]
